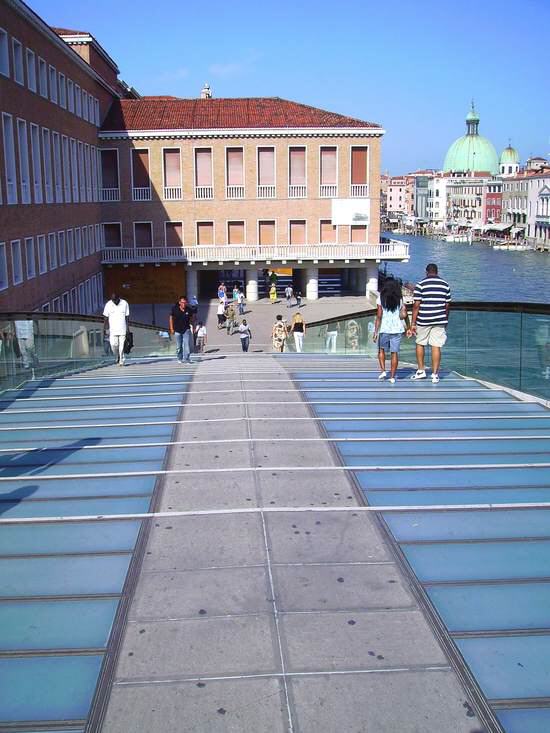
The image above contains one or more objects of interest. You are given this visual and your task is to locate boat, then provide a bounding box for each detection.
[445,234,469,243]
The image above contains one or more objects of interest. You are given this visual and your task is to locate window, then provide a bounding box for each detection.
[67,78,74,112]
[351,225,367,242]
[37,235,47,273]
[70,287,77,311]
[103,223,122,248]
[75,227,82,259]
[75,84,81,116]
[226,148,244,198]
[196,221,214,245]
[16,118,31,204]
[88,224,95,253]
[11,240,23,284]
[194,148,213,198]
[258,220,275,246]
[52,296,61,312]
[163,148,181,199]
[67,228,74,262]
[289,220,306,245]
[48,65,57,103]
[0,28,8,77]
[165,222,183,247]
[320,220,336,243]
[12,39,24,85]
[351,147,368,196]
[82,90,88,121]
[52,132,63,203]
[38,57,47,96]
[257,147,275,197]
[58,73,66,108]
[0,243,8,290]
[84,144,92,201]
[91,146,98,201]
[70,138,78,201]
[95,223,102,250]
[134,222,153,248]
[2,113,17,204]
[26,48,36,91]
[131,149,151,199]
[320,147,337,196]
[61,135,70,202]
[41,302,51,312]
[289,147,306,197]
[78,141,85,201]
[31,127,44,200]
[48,232,57,269]
[82,226,88,256]
[227,221,245,245]
[58,230,66,265]
[24,237,35,279]
[100,149,119,198]
[94,98,100,126]
[42,128,53,203]
[62,291,70,313]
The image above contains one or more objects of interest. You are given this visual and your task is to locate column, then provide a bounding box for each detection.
[246,269,260,302]
[355,267,367,297]
[366,262,379,297]
[305,267,318,300]
[185,267,198,299]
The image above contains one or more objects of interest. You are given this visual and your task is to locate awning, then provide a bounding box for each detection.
[511,225,527,236]
[483,223,513,232]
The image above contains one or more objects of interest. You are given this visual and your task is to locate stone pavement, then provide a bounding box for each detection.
[101,354,484,732]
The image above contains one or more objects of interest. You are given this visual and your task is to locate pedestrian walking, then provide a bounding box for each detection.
[410,263,451,384]
[103,292,130,366]
[195,322,207,353]
[237,288,246,315]
[285,284,293,308]
[269,284,277,304]
[289,312,306,353]
[232,285,239,302]
[217,300,226,329]
[295,289,302,308]
[272,314,288,353]
[169,296,195,364]
[373,279,410,384]
[238,319,252,352]
[14,319,38,369]
[217,282,226,302]
[225,302,237,335]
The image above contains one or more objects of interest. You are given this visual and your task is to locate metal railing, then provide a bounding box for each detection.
[100,187,120,202]
[257,184,276,198]
[320,184,337,198]
[226,185,245,199]
[288,184,307,198]
[164,186,182,200]
[195,185,213,199]
[132,187,151,201]
[351,184,369,197]
[101,239,410,264]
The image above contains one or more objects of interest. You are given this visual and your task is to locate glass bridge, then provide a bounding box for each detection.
[0,304,549,732]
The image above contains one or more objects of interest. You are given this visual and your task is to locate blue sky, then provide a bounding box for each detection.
[33,0,549,174]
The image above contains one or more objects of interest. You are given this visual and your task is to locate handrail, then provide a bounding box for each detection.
[0,311,162,331]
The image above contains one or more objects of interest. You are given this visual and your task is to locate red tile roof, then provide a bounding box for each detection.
[101,97,381,132]
[51,27,90,36]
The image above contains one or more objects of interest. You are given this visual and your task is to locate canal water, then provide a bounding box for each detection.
[383,233,550,302]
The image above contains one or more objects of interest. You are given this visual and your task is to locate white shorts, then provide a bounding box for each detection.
[416,325,447,347]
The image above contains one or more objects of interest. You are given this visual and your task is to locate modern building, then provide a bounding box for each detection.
[0,0,408,315]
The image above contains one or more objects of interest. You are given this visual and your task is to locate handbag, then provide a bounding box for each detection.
[123,331,134,354]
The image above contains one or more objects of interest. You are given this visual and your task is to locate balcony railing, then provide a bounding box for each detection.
[351,184,369,197]
[164,186,182,200]
[289,184,307,198]
[101,187,120,202]
[132,187,151,201]
[257,185,276,199]
[320,184,337,198]
[195,186,213,200]
[101,240,409,264]
[226,185,245,199]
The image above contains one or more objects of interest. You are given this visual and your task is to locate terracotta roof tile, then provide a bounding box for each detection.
[51,27,90,36]
[101,97,381,132]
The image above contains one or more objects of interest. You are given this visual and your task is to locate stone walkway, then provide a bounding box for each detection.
[102,354,483,732]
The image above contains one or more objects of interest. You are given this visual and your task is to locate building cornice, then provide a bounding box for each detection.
[55,34,120,75]
[6,0,120,97]
[98,126,386,141]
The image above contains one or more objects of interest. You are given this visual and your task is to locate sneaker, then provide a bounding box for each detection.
[389,377,396,384]
[378,371,387,380]
[177,359,183,364]
[431,373,440,384]
[411,369,427,380]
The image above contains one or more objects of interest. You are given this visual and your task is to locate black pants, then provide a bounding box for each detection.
[240,336,250,352]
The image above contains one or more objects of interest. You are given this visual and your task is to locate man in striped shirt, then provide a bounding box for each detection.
[410,263,451,384]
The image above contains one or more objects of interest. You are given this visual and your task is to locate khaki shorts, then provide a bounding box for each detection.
[416,325,447,347]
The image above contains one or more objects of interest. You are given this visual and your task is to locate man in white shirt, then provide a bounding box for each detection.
[103,293,129,365]
[285,285,293,308]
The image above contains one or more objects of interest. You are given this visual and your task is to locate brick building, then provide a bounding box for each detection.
[1,0,408,314]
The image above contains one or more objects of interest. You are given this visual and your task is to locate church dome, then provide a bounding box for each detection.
[443,104,499,175]
[500,144,519,165]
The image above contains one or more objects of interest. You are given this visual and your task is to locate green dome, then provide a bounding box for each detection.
[500,145,519,165]
[443,105,499,175]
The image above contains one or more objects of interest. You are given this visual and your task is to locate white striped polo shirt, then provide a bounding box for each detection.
[413,276,451,325]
